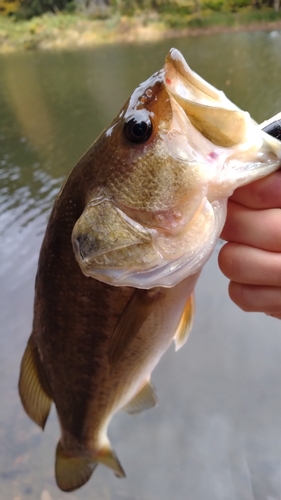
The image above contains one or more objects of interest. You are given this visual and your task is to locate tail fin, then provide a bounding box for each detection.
[55,440,126,492]
[55,440,97,492]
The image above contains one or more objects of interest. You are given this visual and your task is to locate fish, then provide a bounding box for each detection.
[18,48,281,492]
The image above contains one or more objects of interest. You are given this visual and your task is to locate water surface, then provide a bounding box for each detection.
[1,30,281,500]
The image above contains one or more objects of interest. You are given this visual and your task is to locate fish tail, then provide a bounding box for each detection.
[55,440,97,492]
[55,439,126,491]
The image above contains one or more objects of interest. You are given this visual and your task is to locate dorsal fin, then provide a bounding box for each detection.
[18,334,53,429]
[174,293,195,351]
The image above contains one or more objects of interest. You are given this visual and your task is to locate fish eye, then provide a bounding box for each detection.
[124,115,153,144]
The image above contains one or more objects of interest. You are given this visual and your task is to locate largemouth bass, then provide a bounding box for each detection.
[19,48,281,492]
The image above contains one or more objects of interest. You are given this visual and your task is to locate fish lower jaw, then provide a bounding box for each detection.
[76,199,227,289]
[79,235,219,289]
[77,249,164,287]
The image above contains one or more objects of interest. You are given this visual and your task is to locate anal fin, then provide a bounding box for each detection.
[18,334,52,429]
[97,444,126,478]
[174,293,195,351]
[122,380,157,414]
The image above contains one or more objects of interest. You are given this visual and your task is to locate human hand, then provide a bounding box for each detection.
[218,170,281,319]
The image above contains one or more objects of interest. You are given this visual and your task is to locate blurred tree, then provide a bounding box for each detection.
[0,0,20,14]
[17,0,109,17]
[17,0,69,17]
[194,0,201,13]
[6,0,281,21]
[252,0,262,8]
[75,0,110,15]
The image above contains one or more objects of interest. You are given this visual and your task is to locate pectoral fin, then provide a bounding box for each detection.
[18,334,52,429]
[108,289,162,368]
[174,293,195,351]
[122,380,157,414]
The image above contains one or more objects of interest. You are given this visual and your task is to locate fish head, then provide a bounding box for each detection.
[72,48,281,289]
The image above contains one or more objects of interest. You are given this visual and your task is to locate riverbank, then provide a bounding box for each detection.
[0,10,281,53]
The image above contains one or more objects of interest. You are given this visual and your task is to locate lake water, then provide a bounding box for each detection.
[1,30,281,500]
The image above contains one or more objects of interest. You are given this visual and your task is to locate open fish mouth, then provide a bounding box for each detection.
[72,49,281,289]
[164,48,254,149]
[163,49,281,180]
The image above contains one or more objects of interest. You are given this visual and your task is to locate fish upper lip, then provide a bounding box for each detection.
[163,47,258,152]
[164,47,236,110]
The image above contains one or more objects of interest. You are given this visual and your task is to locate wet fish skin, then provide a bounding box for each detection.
[18,131,198,491]
[18,49,281,492]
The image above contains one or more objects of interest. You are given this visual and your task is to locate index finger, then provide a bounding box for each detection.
[230,169,281,209]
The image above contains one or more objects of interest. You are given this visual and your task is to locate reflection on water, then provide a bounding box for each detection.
[1,31,281,500]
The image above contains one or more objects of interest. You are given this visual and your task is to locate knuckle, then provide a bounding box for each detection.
[218,243,243,281]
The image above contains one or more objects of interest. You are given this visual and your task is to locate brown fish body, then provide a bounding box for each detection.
[33,177,198,441]
[20,86,198,489]
[19,49,281,492]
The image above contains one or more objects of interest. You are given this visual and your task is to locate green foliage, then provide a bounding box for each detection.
[15,0,110,19]
[65,0,75,11]
[203,0,224,11]
[0,0,20,14]
[156,1,193,15]
[16,0,72,19]
[234,0,252,7]
[162,12,190,26]
[239,5,281,18]
[224,0,252,12]
[3,0,281,24]
[188,9,236,24]
[114,0,270,17]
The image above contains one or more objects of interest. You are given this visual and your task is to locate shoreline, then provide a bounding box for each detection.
[166,19,281,38]
[0,14,281,53]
